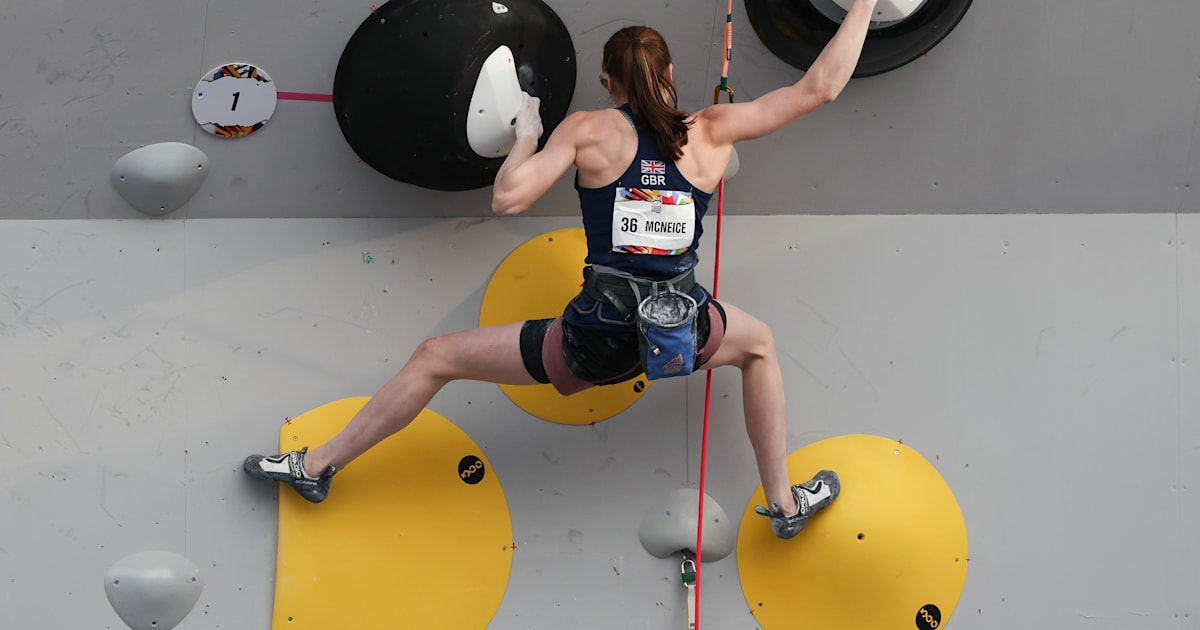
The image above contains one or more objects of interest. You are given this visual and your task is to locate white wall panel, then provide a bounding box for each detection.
[2,214,1191,628]
[0,221,190,626]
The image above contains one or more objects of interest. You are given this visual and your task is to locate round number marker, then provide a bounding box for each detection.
[192,63,278,138]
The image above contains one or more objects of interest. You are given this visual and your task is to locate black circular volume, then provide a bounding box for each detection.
[334,0,577,190]
[744,0,973,78]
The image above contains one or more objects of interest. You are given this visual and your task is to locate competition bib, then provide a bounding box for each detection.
[611,187,695,255]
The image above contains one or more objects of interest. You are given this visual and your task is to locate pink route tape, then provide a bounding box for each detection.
[277,92,334,102]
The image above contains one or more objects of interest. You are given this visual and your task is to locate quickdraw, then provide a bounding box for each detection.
[681,556,698,630]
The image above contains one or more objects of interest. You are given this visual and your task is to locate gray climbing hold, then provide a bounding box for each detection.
[638,488,735,562]
[724,146,740,182]
[111,142,209,216]
[104,550,204,630]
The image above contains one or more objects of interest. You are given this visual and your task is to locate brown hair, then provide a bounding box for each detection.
[602,26,691,161]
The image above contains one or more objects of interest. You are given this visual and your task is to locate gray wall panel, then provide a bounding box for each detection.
[1184,54,1200,214]
[184,1,397,220]
[725,0,1200,215]
[0,0,207,220]
[4,1,1197,219]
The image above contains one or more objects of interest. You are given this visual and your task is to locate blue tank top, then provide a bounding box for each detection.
[575,105,713,278]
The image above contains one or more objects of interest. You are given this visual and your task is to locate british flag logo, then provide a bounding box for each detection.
[641,160,665,175]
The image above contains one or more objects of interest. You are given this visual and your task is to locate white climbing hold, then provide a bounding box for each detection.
[638,488,736,562]
[104,550,203,630]
[111,143,209,216]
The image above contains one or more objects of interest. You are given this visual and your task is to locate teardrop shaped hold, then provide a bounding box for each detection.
[724,146,740,181]
[638,488,736,562]
[104,550,203,630]
[110,143,210,216]
[744,0,973,77]
[333,0,576,191]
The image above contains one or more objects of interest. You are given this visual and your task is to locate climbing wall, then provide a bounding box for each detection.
[1,0,1199,628]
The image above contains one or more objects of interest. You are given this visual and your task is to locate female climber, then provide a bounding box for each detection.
[245,0,878,539]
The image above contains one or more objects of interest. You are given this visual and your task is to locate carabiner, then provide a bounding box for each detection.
[681,558,697,586]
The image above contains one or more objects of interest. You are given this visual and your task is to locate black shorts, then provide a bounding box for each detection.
[519,300,727,395]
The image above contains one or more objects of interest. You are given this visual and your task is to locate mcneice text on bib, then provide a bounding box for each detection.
[611,186,695,255]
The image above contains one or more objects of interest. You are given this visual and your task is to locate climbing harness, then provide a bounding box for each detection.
[581,265,702,380]
[582,265,697,320]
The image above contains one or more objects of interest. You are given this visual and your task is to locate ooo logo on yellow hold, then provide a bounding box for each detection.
[459,456,487,484]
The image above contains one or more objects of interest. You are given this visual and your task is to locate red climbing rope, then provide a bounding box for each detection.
[694,2,735,628]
